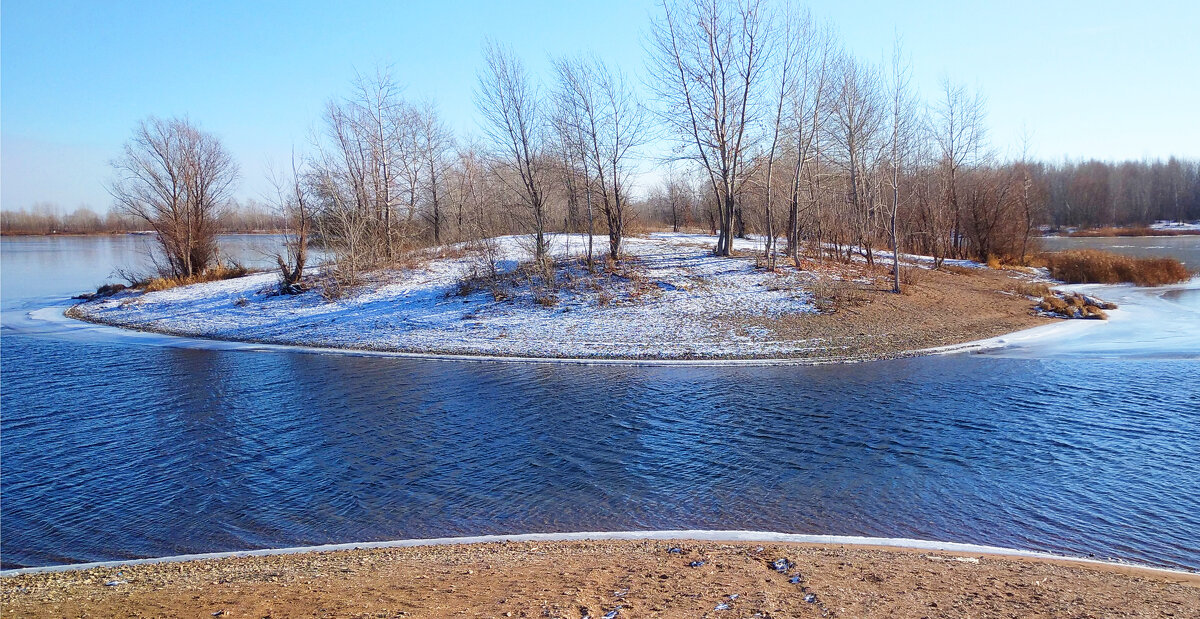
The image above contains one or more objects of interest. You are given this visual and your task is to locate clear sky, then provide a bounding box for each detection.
[3,0,1198,211]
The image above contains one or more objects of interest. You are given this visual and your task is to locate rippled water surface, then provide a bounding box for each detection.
[2,236,1198,570]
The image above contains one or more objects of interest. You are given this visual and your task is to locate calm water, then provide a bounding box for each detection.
[2,235,1198,571]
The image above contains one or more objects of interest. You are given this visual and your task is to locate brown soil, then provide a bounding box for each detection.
[4,541,1196,618]
[747,262,1052,362]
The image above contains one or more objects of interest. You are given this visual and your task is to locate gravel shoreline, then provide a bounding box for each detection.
[4,540,1196,617]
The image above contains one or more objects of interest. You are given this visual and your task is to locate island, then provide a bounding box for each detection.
[67,233,1066,363]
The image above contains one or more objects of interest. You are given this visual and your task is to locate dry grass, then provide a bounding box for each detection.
[898,266,921,287]
[1037,291,1115,320]
[1007,281,1053,298]
[939,264,979,276]
[809,279,871,314]
[1066,226,1200,237]
[141,262,250,292]
[1043,250,1192,286]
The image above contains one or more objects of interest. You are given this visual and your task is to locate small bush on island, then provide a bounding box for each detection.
[1044,250,1191,286]
[448,251,656,308]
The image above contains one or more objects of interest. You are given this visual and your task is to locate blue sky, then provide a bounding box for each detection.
[3,0,1198,211]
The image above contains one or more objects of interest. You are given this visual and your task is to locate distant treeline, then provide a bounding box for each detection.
[0,200,287,236]
[1033,158,1200,229]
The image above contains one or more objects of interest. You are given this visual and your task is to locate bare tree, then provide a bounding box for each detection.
[757,1,807,270]
[551,76,597,267]
[268,152,312,291]
[783,15,835,264]
[649,0,769,257]
[884,37,918,292]
[309,70,414,272]
[109,116,238,279]
[932,77,987,259]
[476,40,552,263]
[555,54,648,260]
[416,101,455,245]
[1014,128,1042,263]
[829,54,884,265]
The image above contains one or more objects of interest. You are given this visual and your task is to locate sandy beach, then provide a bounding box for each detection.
[4,539,1196,617]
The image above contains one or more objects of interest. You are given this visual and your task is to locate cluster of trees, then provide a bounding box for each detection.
[643,0,1050,279]
[1,204,139,235]
[97,0,1196,289]
[297,0,1032,288]
[295,42,648,279]
[1037,158,1200,228]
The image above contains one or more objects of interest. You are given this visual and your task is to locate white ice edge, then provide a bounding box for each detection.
[3,530,1192,578]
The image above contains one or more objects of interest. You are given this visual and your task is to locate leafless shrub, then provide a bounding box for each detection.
[109,117,238,279]
[898,266,920,287]
[810,280,870,314]
[309,267,359,302]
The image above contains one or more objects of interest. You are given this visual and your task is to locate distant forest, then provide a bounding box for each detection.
[1031,158,1200,228]
[6,157,1195,238]
[0,200,286,235]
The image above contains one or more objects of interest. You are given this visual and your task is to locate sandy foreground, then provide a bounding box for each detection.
[3,540,1197,618]
[68,233,1055,362]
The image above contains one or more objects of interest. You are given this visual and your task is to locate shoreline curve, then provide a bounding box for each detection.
[61,305,1071,367]
[4,529,1194,578]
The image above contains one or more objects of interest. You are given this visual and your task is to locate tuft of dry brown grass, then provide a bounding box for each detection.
[1043,250,1192,286]
[1066,226,1200,237]
[938,264,978,276]
[1037,291,1114,320]
[142,262,250,292]
[1008,281,1053,299]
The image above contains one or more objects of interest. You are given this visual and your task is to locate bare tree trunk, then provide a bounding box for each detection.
[649,0,767,259]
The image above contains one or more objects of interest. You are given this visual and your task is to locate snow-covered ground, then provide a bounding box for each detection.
[72,233,833,360]
[1151,220,1200,232]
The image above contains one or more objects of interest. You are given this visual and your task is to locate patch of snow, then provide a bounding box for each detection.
[1151,220,1200,231]
[73,234,822,360]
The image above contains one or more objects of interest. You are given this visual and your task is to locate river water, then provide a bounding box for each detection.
[2,235,1198,571]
